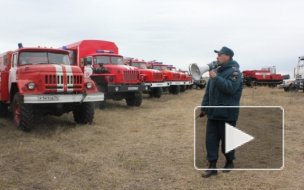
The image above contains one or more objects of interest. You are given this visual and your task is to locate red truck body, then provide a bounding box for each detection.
[126,59,169,98]
[0,44,103,131]
[242,69,284,87]
[64,40,146,108]
[147,62,184,94]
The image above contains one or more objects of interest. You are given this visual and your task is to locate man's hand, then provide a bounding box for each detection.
[199,111,206,118]
[209,70,217,79]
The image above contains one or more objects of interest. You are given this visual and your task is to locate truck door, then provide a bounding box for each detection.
[83,57,93,79]
[8,53,17,92]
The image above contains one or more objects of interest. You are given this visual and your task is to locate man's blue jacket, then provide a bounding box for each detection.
[201,59,243,121]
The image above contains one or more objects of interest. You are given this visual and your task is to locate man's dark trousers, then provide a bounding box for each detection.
[206,119,236,161]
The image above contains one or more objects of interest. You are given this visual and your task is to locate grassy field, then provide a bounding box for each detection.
[0,87,303,189]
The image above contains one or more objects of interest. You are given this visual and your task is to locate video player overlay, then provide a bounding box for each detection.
[194,106,284,170]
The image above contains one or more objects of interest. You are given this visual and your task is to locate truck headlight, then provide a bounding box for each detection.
[28,82,36,90]
[115,87,120,91]
[86,82,93,89]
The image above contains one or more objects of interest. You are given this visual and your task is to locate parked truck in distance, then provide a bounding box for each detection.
[167,66,193,92]
[125,58,169,98]
[243,66,284,87]
[0,43,103,131]
[147,62,182,94]
[64,40,147,109]
[289,56,304,92]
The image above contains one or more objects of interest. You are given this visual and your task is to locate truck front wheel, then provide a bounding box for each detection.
[0,102,9,117]
[73,102,95,124]
[13,93,34,132]
[169,85,180,94]
[126,92,143,106]
[153,87,162,98]
[149,88,162,98]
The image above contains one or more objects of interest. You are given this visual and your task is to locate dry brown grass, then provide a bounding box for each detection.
[0,87,303,189]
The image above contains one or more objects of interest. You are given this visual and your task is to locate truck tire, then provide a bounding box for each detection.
[169,85,180,95]
[288,84,298,92]
[149,89,154,98]
[149,88,162,98]
[13,93,34,132]
[73,102,95,124]
[99,98,106,110]
[153,87,162,98]
[0,102,9,117]
[180,85,186,92]
[126,92,143,106]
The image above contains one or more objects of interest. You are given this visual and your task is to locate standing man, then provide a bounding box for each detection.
[200,46,243,178]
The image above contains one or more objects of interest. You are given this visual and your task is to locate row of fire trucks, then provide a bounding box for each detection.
[0,40,193,131]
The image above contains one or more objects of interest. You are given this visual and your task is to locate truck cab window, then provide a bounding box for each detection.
[94,56,110,65]
[112,56,124,65]
[67,50,76,65]
[18,52,70,65]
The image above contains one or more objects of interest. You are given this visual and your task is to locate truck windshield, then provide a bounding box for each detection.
[19,52,70,65]
[153,65,168,70]
[94,56,124,65]
[299,59,304,66]
[168,67,176,71]
[132,62,148,69]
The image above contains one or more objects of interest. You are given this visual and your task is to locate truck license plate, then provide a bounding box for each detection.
[38,95,59,101]
[128,87,138,90]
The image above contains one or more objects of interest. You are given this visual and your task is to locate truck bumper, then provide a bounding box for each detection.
[23,92,104,104]
[107,83,148,93]
[169,81,193,85]
[144,82,170,88]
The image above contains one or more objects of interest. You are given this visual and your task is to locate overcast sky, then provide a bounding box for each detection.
[1,0,303,76]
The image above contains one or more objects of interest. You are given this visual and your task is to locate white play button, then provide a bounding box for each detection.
[225,123,254,153]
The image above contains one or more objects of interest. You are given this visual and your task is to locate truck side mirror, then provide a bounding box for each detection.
[81,57,92,67]
[3,54,9,66]
[81,58,86,67]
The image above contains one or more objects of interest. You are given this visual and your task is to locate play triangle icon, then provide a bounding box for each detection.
[225,123,254,153]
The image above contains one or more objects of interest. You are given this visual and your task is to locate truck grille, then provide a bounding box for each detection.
[123,71,139,82]
[172,73,180,80]
[44,74,83,92]
[153,73,163,81]
[180,75,186,80]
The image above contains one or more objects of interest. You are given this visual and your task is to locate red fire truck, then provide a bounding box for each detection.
[147,62,183,94]
[243,66,284,87]
[167,65,193,92]
[63,40,147,109]
[0,43,103,131]
[126,59,169,98]
[178,69,193,90]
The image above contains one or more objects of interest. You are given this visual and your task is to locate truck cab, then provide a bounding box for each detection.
[64,40,147,108]
[126,59,169,98]
[148,62,182,94]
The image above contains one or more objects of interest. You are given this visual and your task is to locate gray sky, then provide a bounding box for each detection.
[1,0,303,76]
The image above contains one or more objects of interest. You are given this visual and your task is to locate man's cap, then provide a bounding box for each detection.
[214,46,234,58]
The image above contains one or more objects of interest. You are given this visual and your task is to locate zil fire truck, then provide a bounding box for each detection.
[125,58,169,98]
[0,43,103,131]
[63,40,147,109]
[167,65,193,92]
[147,62,182,94]
[242,66,284,87]
[178,69,194,90]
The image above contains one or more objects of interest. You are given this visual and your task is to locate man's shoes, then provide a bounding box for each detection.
[222,160,234,173]
[202,160,218,178]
